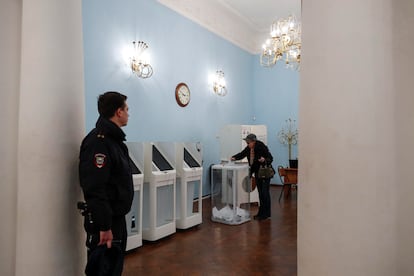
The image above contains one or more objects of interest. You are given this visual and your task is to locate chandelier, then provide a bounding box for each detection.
[260,14,301,70]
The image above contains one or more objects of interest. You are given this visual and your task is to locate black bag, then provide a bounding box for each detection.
[85,243,124,276]
[258,164,275,179]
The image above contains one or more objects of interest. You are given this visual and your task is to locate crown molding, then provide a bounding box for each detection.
[157,0,263,54]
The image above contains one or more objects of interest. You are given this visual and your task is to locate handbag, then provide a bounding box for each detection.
[258,163,275,179]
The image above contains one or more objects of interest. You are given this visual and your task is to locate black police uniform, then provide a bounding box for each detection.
[232,140,274,219]
[79,116,134,276]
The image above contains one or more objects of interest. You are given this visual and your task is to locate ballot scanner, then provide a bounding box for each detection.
[141,142,176,241]
[175,142,203,229]
[125,142,144,250]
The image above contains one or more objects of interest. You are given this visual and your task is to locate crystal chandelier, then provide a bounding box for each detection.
[260,14,301,70]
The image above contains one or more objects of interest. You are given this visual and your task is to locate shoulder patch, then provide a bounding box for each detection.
[94,153,106,168]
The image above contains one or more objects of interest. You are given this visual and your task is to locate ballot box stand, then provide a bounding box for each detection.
[125,142,145,250]
[125,174,143,250]
[142,142,176,241]
[175,142,203,229]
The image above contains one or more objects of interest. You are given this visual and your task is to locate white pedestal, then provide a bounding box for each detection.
[142,172,176,241]
[126,174,143,250]
[176,168,202,229]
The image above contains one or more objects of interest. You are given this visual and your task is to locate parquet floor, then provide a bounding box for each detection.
[123,185,297,276]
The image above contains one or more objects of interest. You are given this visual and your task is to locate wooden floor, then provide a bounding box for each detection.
[123,185,297,276]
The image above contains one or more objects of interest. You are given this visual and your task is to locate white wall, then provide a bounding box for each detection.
[0,1,21,275]
[299,0,414,275]
[0,0,86,275]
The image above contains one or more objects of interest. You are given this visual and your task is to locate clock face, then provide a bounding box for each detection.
[175,83,190,107]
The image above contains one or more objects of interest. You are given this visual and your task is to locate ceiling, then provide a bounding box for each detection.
[157,0,301,54]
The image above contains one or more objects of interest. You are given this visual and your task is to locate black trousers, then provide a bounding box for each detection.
[256,177,271,218]
[85,216,127,276]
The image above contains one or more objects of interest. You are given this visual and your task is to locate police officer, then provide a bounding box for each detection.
[79,91,134,275]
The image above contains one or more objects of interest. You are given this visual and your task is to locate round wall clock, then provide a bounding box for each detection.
[175,82,190,107]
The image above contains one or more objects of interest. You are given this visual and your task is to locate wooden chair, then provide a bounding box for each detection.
[277,166,298,202]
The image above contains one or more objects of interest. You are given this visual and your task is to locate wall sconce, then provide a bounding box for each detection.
[212,70,227,96]
[130,41,153,79]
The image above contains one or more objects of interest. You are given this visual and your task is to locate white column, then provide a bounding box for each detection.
[299,0,414,275]
[15,0,85,275]
[0,1,21,275]
[392,1,414,273]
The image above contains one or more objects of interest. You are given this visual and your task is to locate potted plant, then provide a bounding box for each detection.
[277,118,298,168]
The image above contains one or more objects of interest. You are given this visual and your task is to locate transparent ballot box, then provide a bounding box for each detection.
[211,163,251,225]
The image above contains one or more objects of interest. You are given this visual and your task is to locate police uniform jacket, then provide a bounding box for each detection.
[232,140,273,178]
[79,116,134,232]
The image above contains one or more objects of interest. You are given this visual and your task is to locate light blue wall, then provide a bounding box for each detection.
[252,57,300,178]
[82,0,298,191]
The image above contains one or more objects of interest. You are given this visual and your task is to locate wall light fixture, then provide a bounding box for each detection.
[212,70,227,96]
[130,41,153,78]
